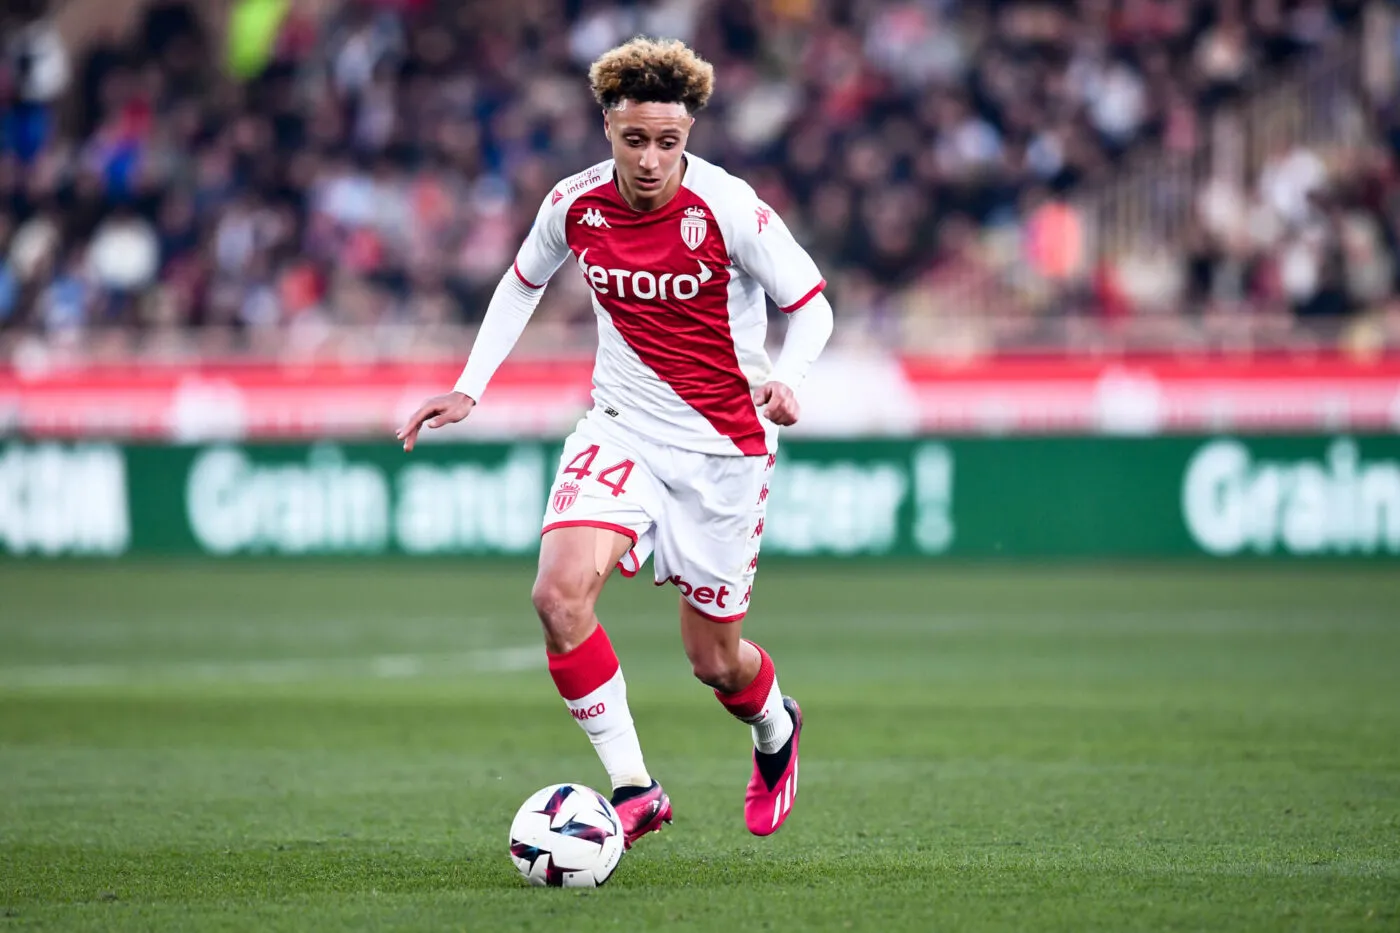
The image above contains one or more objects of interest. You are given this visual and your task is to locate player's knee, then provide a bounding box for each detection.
[530,578,578,625]
[690,651,746,693]
[531,578,593,647]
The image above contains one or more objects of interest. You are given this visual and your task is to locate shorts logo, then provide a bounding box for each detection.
[570,703,606,721]
[681,206,707,250]
[552,481,581,513]
[660,574,731,608]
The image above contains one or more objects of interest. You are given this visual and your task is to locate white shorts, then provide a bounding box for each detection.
[542,412,774,622]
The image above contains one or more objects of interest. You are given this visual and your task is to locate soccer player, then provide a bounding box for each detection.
[396,37,833,847]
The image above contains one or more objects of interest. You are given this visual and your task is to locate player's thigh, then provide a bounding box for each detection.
[539,422,663,600]
[534,525,635,611]
[654,450,772,623]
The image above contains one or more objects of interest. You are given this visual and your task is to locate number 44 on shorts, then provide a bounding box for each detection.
[563,444,634,497]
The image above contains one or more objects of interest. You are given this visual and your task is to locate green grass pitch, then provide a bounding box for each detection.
[1,560,1397,931]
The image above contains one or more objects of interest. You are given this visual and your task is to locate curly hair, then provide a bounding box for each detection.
[589,37,715,113]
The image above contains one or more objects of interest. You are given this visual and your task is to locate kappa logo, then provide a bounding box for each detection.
[681,205,707,250]
[578,208,611,228]
[552,481,580,513]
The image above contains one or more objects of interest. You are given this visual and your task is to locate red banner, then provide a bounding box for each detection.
[1,354,1397,439]
[0,360,594,442]
[897,355,1400,435]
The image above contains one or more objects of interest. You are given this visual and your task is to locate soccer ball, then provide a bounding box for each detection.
[508,783,625,887]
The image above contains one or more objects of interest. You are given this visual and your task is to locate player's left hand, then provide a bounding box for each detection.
[752,381,799,426]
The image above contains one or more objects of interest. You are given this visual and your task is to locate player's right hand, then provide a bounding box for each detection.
[396,391,476,452]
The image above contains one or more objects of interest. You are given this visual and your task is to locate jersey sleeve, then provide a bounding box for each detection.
[511,192,571,289]
[728,196,826,313]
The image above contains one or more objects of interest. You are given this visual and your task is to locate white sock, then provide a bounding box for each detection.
[750,675,794,755]
[563,667,651,791]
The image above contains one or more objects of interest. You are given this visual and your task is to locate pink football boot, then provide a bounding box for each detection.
[744,697,803,836]
[610,780,673,849]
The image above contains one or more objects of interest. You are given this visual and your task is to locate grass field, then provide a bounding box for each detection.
[1,560,1398,932]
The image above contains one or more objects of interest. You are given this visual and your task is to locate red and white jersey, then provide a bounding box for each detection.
[513,155,826,457]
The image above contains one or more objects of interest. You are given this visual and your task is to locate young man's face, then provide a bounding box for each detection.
[605,100,692,210]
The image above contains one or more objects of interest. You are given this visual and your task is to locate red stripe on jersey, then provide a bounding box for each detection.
[601,294,767,455]
[577,189,767,456]
[780,279,826,313]
[513,259,544,289]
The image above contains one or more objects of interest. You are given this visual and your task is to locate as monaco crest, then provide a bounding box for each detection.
[680,206,707,250]
[552,481,580,513]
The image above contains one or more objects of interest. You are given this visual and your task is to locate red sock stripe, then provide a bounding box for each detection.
[547,625,620,701]
[716,642,774,721]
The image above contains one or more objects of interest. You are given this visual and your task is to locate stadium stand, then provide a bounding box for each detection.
[2,0,1398,364]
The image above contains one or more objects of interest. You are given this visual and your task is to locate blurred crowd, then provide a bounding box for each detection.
[1,0,1397,363]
